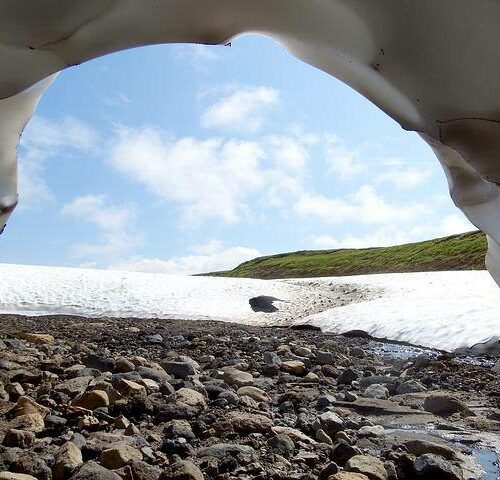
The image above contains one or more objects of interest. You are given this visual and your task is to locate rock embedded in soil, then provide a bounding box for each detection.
[423,394,474,417]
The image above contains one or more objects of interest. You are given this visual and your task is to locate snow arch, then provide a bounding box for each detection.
[2,1,500,285]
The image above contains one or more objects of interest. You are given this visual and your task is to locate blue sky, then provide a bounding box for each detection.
[0,35,474,274]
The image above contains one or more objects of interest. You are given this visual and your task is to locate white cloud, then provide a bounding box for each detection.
[22,116,97,152]
[409,213,475,238]
[309,214,475,250]
[375,167,431,189]
[324,135,365,179]
[267,135,309,171]
[18,116,97,210]
[108,126,266,224]
[62,194,139,258]
[295,185,429,225]
[309,226,411,250]
[201,86,279,133]
[110,243,261,275]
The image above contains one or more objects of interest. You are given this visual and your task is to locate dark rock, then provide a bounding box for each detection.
[162,361,196,379]
[268,434,295,457]
[69,461,121,480]
[330,441,361,466]
[82,354,115,373]
[318,462,339,480]
[413,453,462,479]
[337,368,360,385]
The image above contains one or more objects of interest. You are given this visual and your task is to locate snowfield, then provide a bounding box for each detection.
[0,264,499,352]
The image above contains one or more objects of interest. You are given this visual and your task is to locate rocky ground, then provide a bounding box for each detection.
[0,314,499,480]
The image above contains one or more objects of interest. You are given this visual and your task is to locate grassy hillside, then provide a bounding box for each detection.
[208,231,487,279]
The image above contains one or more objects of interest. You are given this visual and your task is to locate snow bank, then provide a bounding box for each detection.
[0,263,337,323]
[295,271,500,352]
[0,263,499,352]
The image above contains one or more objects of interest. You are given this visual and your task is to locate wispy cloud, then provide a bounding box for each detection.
[295,185,429,225]
[375,167,431,189]
[61,194,140,259]
[110,241,261,275]
[18,116,98,210]
[323,134,365,179]
[201,86,279,133]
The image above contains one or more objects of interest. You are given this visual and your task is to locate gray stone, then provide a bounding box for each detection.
[362,384,389,400]
[162,361,196,379]
[268,434,295,457]
[413,453,462,480]
[314,411,344,436]
[69,461,121,480]
[395,380,427,395]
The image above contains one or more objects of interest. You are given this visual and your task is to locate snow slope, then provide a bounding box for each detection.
[0,264,499,351]
[295,271,500,351]
[0,263,310,322]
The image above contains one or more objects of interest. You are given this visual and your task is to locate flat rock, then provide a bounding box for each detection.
[222,367,254,387]
[101,445,143,469]
[402,439,458,460]
[346,455,388,480]
[222,411,274,433]
[20,333,54,344]
[0,474,39,480]
[236,386,270,402]
[423,394,474,417]
[196,443,256,460]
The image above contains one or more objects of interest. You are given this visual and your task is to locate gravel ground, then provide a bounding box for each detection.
[0,314,499,480]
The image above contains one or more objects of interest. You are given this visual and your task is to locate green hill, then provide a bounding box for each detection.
[207,231,487,279]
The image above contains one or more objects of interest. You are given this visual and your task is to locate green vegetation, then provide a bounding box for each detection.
[207,231,487,279]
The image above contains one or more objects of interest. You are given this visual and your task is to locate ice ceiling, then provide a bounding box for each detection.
[1,1,500,285]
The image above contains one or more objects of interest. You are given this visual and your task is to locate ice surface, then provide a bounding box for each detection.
[0,263,498,352]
